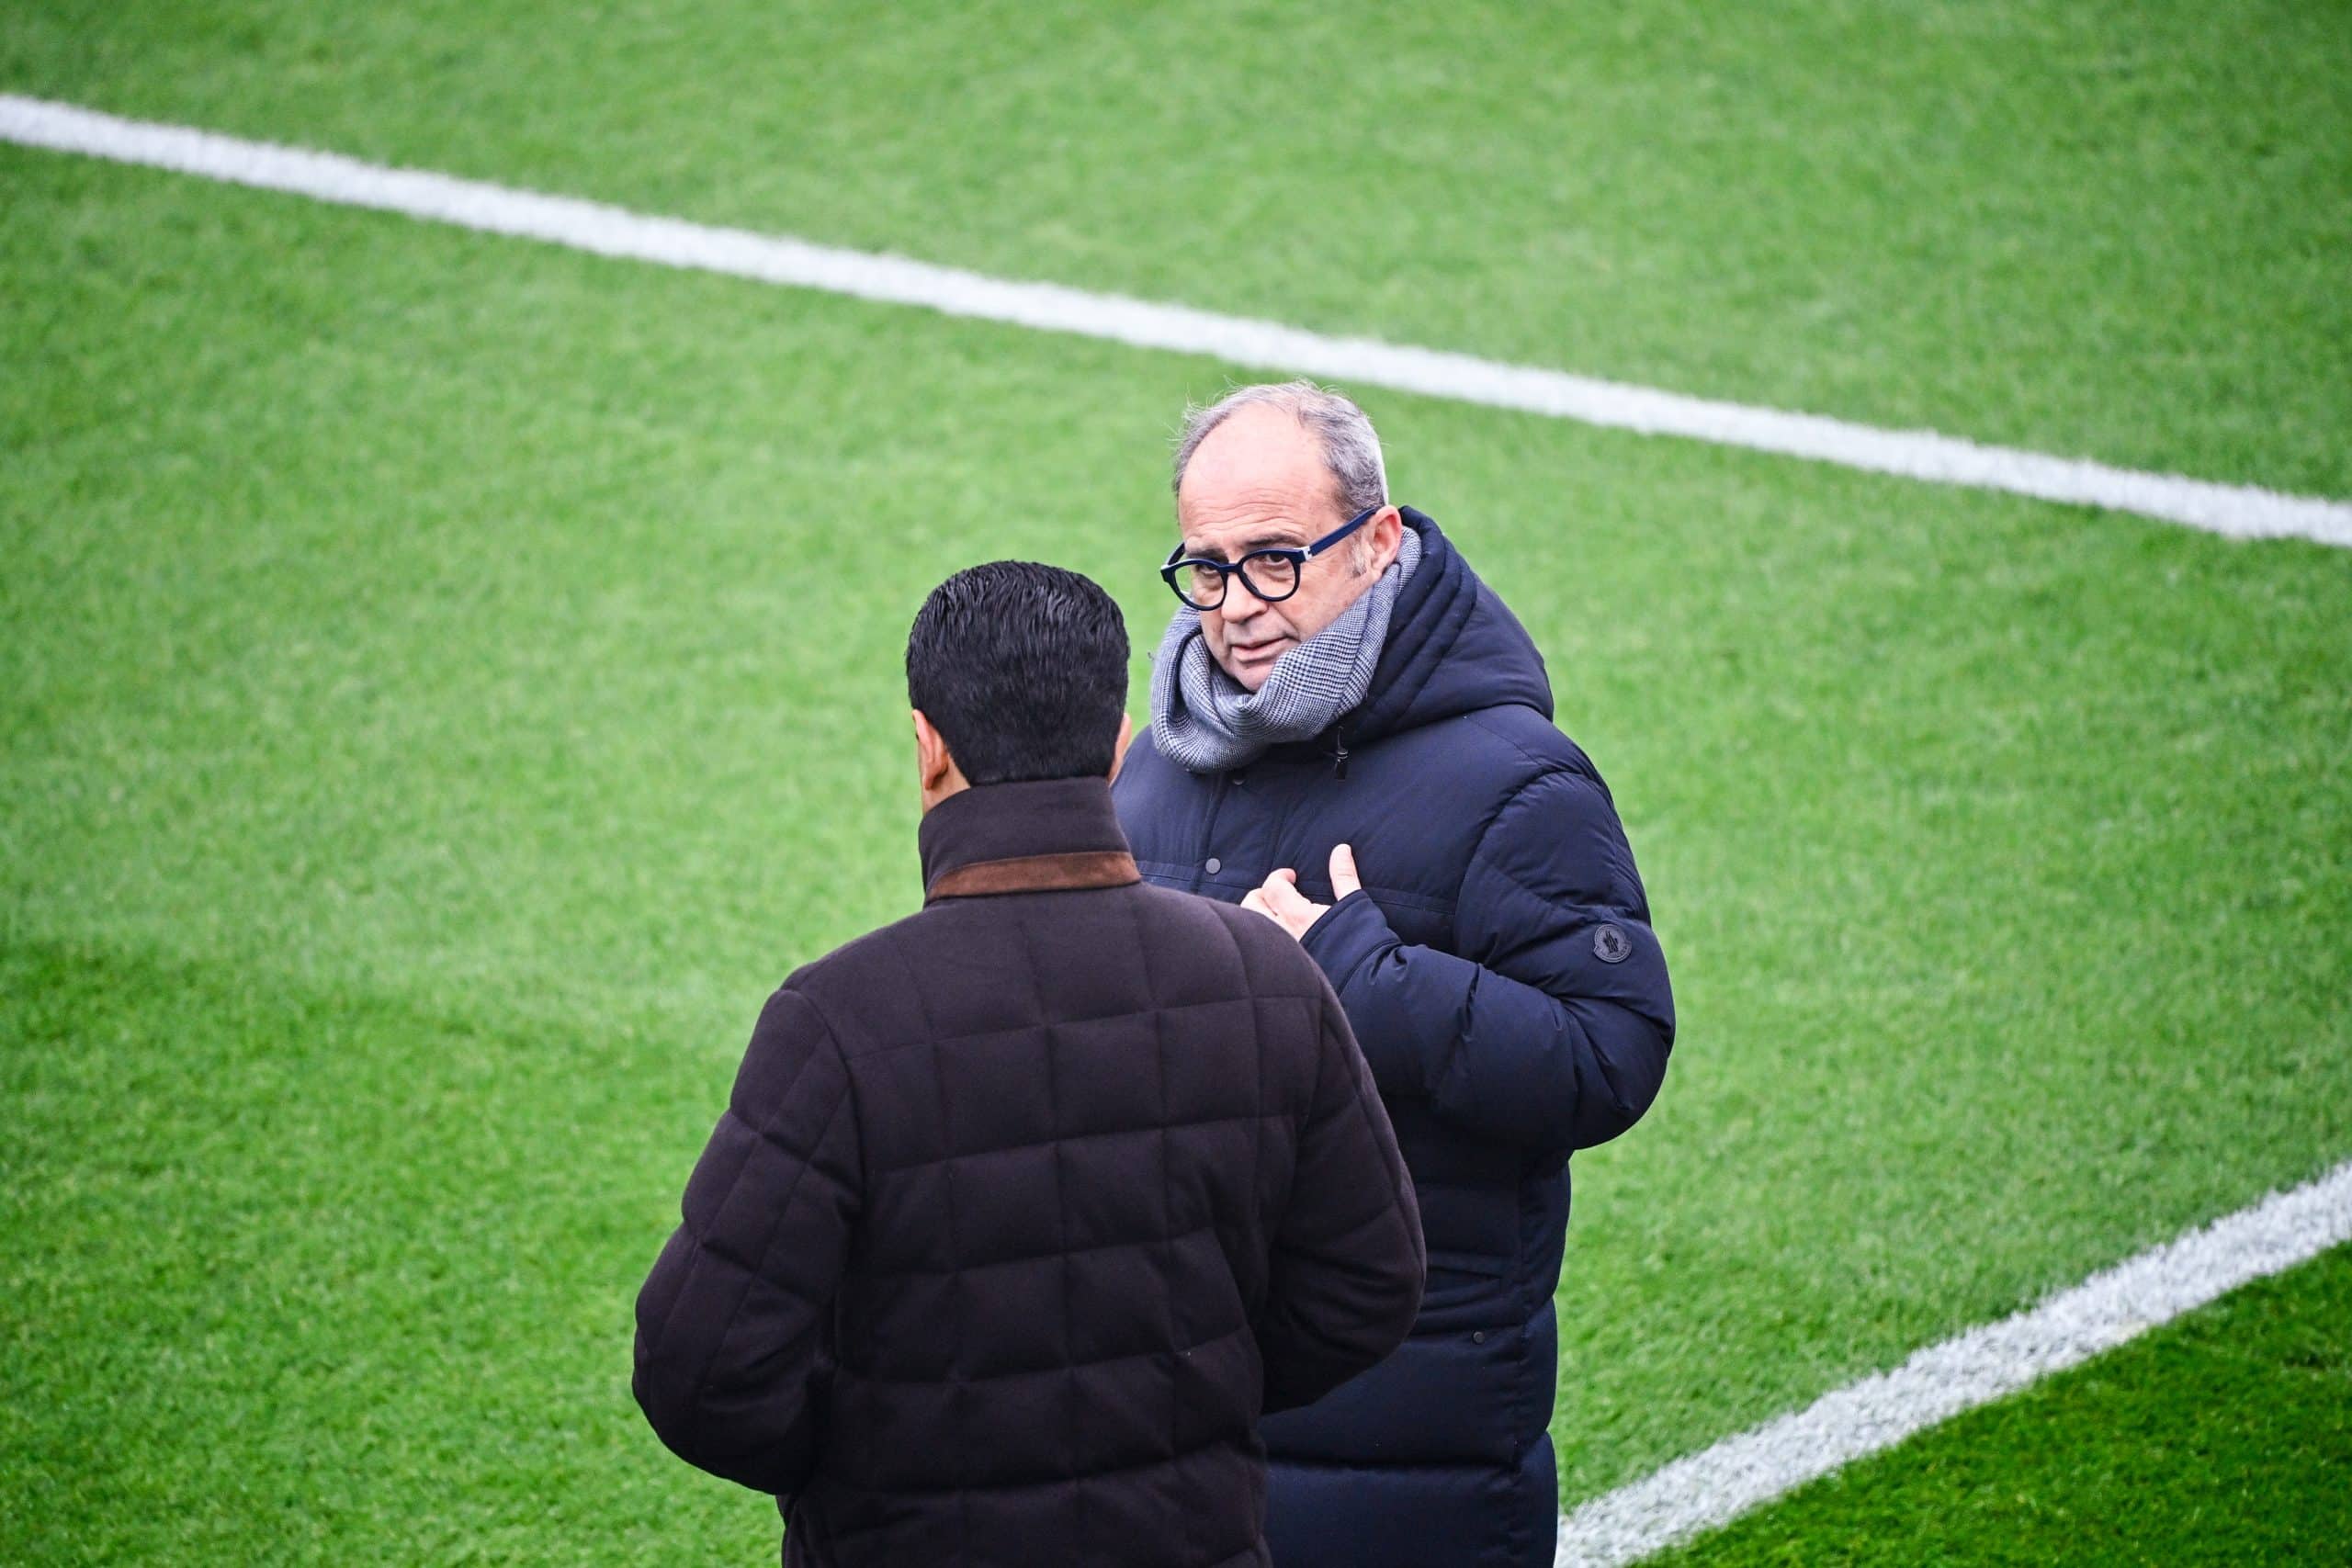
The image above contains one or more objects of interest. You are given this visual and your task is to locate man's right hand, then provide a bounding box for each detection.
[1241,843,1363,942]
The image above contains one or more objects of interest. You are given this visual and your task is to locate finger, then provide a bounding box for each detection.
[1329,843,1363,900]
[1239,889,1277,922]
[1261,874,1316,918]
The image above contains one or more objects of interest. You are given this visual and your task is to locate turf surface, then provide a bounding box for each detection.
[5,5,2351,1561]
[1657,1244,2352,1566]
[1,941,731,1562]
[5,0,2349,494]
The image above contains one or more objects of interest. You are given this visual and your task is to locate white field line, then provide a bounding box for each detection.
[1555,1155,2352,1566]
[6,93,2351,549]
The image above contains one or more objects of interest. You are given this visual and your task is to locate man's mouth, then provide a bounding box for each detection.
[1228,637,1290,665]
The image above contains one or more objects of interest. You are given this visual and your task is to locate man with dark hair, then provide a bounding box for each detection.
[1116,385,1677,1568]
[633,560,1425,1567]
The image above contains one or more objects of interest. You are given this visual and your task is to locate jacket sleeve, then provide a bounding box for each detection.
[632,985,861,1496]
[1258,980,1426,1416]
[1301,764,1675,1153]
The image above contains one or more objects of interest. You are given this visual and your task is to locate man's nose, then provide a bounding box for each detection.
[1222,572,1277,615]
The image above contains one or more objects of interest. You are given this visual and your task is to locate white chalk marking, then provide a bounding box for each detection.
[4,93,2348,548]
[1555,1155,2352,1565]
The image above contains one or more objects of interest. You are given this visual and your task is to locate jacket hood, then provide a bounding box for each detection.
[1319,507,1553,749]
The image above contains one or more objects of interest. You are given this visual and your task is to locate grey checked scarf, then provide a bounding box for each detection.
[1149,525,1422,774]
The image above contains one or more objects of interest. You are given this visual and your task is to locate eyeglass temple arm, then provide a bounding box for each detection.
[1304,503,1382,558]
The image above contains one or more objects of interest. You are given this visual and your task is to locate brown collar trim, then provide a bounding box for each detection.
[928,850,1141,901]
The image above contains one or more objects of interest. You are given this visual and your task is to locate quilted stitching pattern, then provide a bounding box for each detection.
[635,795,1423,1568]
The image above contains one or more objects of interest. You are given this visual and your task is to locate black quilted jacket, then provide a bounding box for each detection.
[632,775,1425,1567]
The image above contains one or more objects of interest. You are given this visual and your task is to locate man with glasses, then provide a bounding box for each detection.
[1114,382,1678,1568]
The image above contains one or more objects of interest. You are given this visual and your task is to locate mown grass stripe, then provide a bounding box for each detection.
[4,91,2347,548]
[1554,1156,2352,1566]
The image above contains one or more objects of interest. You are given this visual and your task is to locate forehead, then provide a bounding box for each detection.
[1175,406,1338,547]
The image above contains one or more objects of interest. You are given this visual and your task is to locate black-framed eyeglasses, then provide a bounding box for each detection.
[1159,504,1381,612]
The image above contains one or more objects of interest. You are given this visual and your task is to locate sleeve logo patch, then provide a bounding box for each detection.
[1592,924,1633,964]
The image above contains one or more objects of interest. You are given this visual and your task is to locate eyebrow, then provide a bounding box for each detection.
[1186,530,1306,562]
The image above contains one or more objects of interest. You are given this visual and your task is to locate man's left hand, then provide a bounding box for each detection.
[1241,844,1363,942]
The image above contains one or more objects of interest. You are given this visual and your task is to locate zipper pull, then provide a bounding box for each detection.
[1332,728,1351,781]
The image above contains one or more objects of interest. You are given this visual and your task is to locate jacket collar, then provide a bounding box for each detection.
[1252,507,1554,767]
[918,775,1140,902]
[1352,508,1553,739]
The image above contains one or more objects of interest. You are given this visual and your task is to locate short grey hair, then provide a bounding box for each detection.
[1170,379,1389,518]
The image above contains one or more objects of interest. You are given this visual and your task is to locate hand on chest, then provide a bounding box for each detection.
[1190,786,1465,944]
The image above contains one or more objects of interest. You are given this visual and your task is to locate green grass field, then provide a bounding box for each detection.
[1660,1247,2352,1567]
[5,3,2350,1562]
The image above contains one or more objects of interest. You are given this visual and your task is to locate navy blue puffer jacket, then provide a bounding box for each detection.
[1113,509,1676,1568]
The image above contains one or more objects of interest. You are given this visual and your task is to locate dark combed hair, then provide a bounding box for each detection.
[906,560,1131,784]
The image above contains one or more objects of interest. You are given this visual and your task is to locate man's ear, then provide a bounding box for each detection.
[1367,504,1405,575]
[1107,712,1136,784]
[912,708,956,794]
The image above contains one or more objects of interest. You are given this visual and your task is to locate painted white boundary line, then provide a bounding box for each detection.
[1555,1155,2352,1566]
[6,92,2350,549]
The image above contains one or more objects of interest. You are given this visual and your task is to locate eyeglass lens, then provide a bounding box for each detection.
[1186,552,1299,609]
